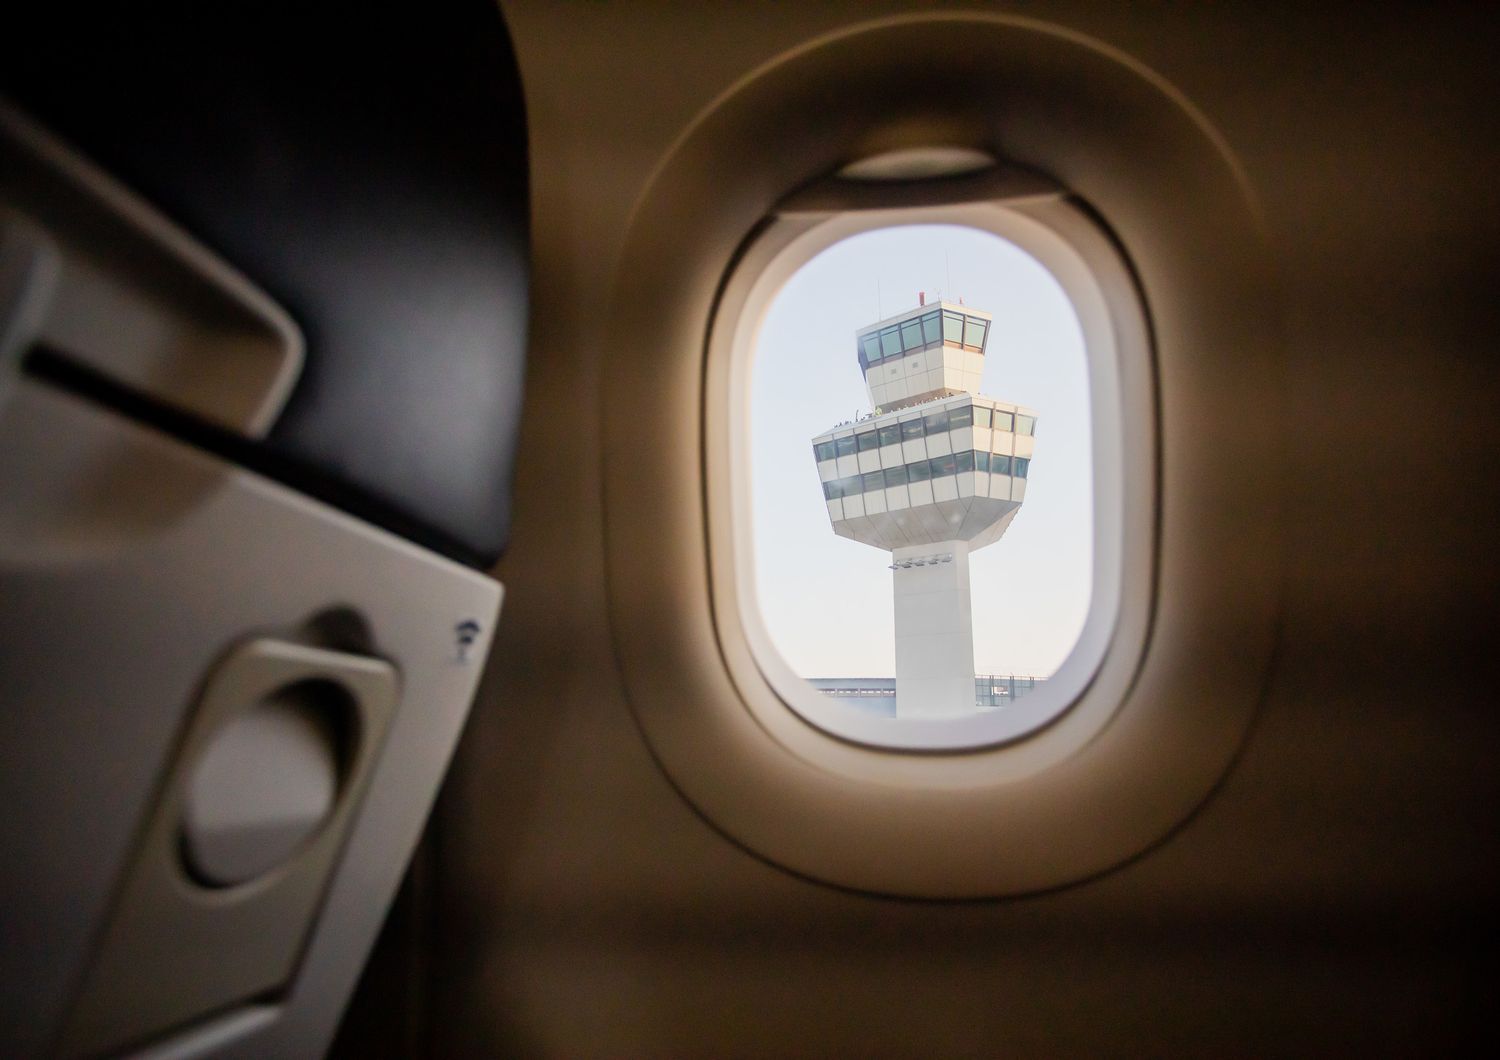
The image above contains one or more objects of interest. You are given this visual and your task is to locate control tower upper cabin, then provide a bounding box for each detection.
[859,298,994,411]
[810,297,1038,718]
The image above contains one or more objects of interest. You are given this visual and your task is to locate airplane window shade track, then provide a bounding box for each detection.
[600,13,1278,898]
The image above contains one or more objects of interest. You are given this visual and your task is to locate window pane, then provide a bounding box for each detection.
[921,311,942,345]
[1014,457,1029,478]
[880,326,902,358]
[749,221,1098,746]
[814,441,837,462]
[942,311,964,343]
[835,435,857,457]
[1016,414,1036,436]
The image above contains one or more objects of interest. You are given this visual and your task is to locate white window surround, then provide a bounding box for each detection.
[708,196,1146,753]
[597,11,1278,898]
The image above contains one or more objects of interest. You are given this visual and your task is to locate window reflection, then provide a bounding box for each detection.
[942,311,963,343]
[855,307,993,370]
[813,399,1037,499]
[919,312,939,344]
[819,443,1029,500]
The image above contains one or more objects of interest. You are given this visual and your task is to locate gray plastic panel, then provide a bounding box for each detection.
[0,380,500,1058]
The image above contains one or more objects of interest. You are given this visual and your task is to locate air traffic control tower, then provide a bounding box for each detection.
[811,298,1037,718]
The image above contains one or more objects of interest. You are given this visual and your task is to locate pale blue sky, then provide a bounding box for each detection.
[750,224,1092,678]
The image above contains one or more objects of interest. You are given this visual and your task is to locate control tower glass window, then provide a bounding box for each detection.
[921,312,942,345]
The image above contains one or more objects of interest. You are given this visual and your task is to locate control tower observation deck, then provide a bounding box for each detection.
[810,298,1037,718]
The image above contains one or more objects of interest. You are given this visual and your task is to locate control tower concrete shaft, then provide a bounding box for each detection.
[811,299,1037,717]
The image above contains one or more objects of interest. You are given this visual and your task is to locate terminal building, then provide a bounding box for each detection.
[811,297,1037,718]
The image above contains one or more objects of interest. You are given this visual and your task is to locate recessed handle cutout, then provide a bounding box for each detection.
[181,678,356,889]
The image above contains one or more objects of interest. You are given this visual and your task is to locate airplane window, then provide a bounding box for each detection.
[746,223,1092,736]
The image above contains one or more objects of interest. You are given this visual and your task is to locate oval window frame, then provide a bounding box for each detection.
[710,185,1150,754]
[599,12,1279,898]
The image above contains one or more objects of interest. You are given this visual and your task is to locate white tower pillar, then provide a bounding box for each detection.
[891,540,975,718]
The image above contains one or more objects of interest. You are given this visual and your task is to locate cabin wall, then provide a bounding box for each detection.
[427,3,1496,1053]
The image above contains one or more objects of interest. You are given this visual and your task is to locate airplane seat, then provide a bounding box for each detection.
[0,2,528,1057]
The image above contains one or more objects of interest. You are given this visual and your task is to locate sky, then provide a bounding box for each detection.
[749,224,1092,679]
